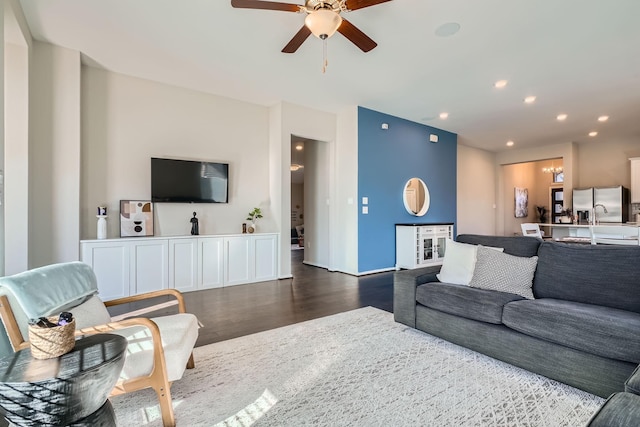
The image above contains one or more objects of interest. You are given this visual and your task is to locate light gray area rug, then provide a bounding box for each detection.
[112,307,603,426]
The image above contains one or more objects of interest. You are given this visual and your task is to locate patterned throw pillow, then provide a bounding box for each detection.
[469,245,538,299]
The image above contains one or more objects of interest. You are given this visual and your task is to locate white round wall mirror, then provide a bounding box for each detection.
[403,178,430,216]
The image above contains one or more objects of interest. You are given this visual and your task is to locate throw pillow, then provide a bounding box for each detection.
[436,240,479,285]
[436,240,505,286]
[469,245,538,299]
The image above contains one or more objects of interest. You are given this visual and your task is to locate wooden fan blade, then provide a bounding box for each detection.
[282,25,312,53]
[231,0,301,12]
[337,18,377,52]
[344,0,392,11]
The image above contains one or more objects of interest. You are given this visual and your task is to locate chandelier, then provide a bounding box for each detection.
[542,165,563,174]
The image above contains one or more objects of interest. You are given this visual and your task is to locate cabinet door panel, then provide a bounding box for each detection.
[82,243,130,301]
[169,239,198,292]
[225,237,250,285]
[131,240,168,294]
[199,238,224,289]
[252,235,277,282]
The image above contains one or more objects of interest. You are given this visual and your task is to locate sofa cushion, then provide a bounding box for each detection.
[586,392,640,427]
[533,242,640,313]
[416,282,525,324]
[469,246,538,299]
[503,299,640,364]
[457,234,541,257]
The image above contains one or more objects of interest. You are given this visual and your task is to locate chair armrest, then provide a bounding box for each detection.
[393,266,441,328]
[76,317,169,387]
[104,289,187,313]
[0,295,30,351]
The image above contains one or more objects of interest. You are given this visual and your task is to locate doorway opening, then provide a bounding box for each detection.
[289,135,330,269]
[501,158,564,236]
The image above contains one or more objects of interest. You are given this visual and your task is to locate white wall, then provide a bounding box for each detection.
[333,106,358,275]
[576,136,640,189]
[456,144,496,236]
[81,67,271,240]
[4,41,28,274]
[0,1,5,276]
[29,42,81,268]
[303,140,329,268]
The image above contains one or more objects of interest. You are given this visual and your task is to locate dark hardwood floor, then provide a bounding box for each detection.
[110,249,394,348]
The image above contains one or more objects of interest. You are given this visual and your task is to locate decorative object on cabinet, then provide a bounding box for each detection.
[514,187,528,218]
[395,224,454,269]
[403,178,430,216]
[120,200,154,237]
[97,206,107,240]
[246,207,263,233]
[190,212,199,235]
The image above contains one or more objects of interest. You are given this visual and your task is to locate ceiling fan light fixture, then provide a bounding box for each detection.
[305,9,342,39]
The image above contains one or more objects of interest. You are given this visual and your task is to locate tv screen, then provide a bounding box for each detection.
[151,157,229,203]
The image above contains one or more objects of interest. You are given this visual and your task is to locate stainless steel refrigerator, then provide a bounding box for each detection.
[572,186,629,223]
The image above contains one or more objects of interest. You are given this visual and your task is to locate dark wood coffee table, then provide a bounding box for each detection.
[0,333,126,426]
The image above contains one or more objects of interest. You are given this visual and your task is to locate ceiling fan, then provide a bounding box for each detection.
[230,0,392,54]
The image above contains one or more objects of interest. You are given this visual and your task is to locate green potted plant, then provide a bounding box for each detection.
[246,207,263,233]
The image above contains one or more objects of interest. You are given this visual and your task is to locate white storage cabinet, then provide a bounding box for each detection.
[396,224,454,269]
[81,233,279,300]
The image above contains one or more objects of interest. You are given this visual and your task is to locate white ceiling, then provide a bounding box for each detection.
[18,0,640,152]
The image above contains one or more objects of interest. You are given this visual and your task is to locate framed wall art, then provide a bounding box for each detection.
[120,200,154,237]
[514,187,528,218]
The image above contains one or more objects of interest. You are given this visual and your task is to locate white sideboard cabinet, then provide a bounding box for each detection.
[395,224,454,269]
[81,233,279,300]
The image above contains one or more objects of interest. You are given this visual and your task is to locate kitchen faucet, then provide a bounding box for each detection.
[591,204,608,225]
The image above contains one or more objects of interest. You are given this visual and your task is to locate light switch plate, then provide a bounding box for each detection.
[362,206,369,214]
[362,197,368,205]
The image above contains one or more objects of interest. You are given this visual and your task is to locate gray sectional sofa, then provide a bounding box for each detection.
[394,234,640,398]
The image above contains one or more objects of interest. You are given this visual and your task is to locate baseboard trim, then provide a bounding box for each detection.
[303,261,329,269]
[355,267,396,276]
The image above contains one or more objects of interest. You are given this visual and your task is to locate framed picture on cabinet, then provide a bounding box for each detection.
[120,200,154,237]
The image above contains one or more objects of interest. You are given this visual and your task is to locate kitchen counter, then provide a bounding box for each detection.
[538,223,640,245]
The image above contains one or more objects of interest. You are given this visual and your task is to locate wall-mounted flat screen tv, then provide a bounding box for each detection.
[151,157,229,203]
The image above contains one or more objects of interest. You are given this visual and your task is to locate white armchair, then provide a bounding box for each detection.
[0,262,199,427]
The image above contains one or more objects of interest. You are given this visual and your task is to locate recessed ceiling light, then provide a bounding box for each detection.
[506,140,514,147]
[557,114,568,121]
[598,115,609,122]
[494,80,508,89]
[524,96,536,104]
[439,112,449,119]
[295,144,303,151]
[589,131,598,137]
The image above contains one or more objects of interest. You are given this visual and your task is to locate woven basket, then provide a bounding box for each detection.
[28,317,76,360]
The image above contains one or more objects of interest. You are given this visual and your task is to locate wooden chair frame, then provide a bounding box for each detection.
[0,289,195,427]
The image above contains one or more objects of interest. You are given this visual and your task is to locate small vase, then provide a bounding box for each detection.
[248,222,257,233]
[97,215,107,239]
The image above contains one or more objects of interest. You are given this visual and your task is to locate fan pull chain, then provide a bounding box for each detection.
[322,38,328,74]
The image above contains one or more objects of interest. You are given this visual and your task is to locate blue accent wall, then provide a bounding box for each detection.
[357,107,457,273]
